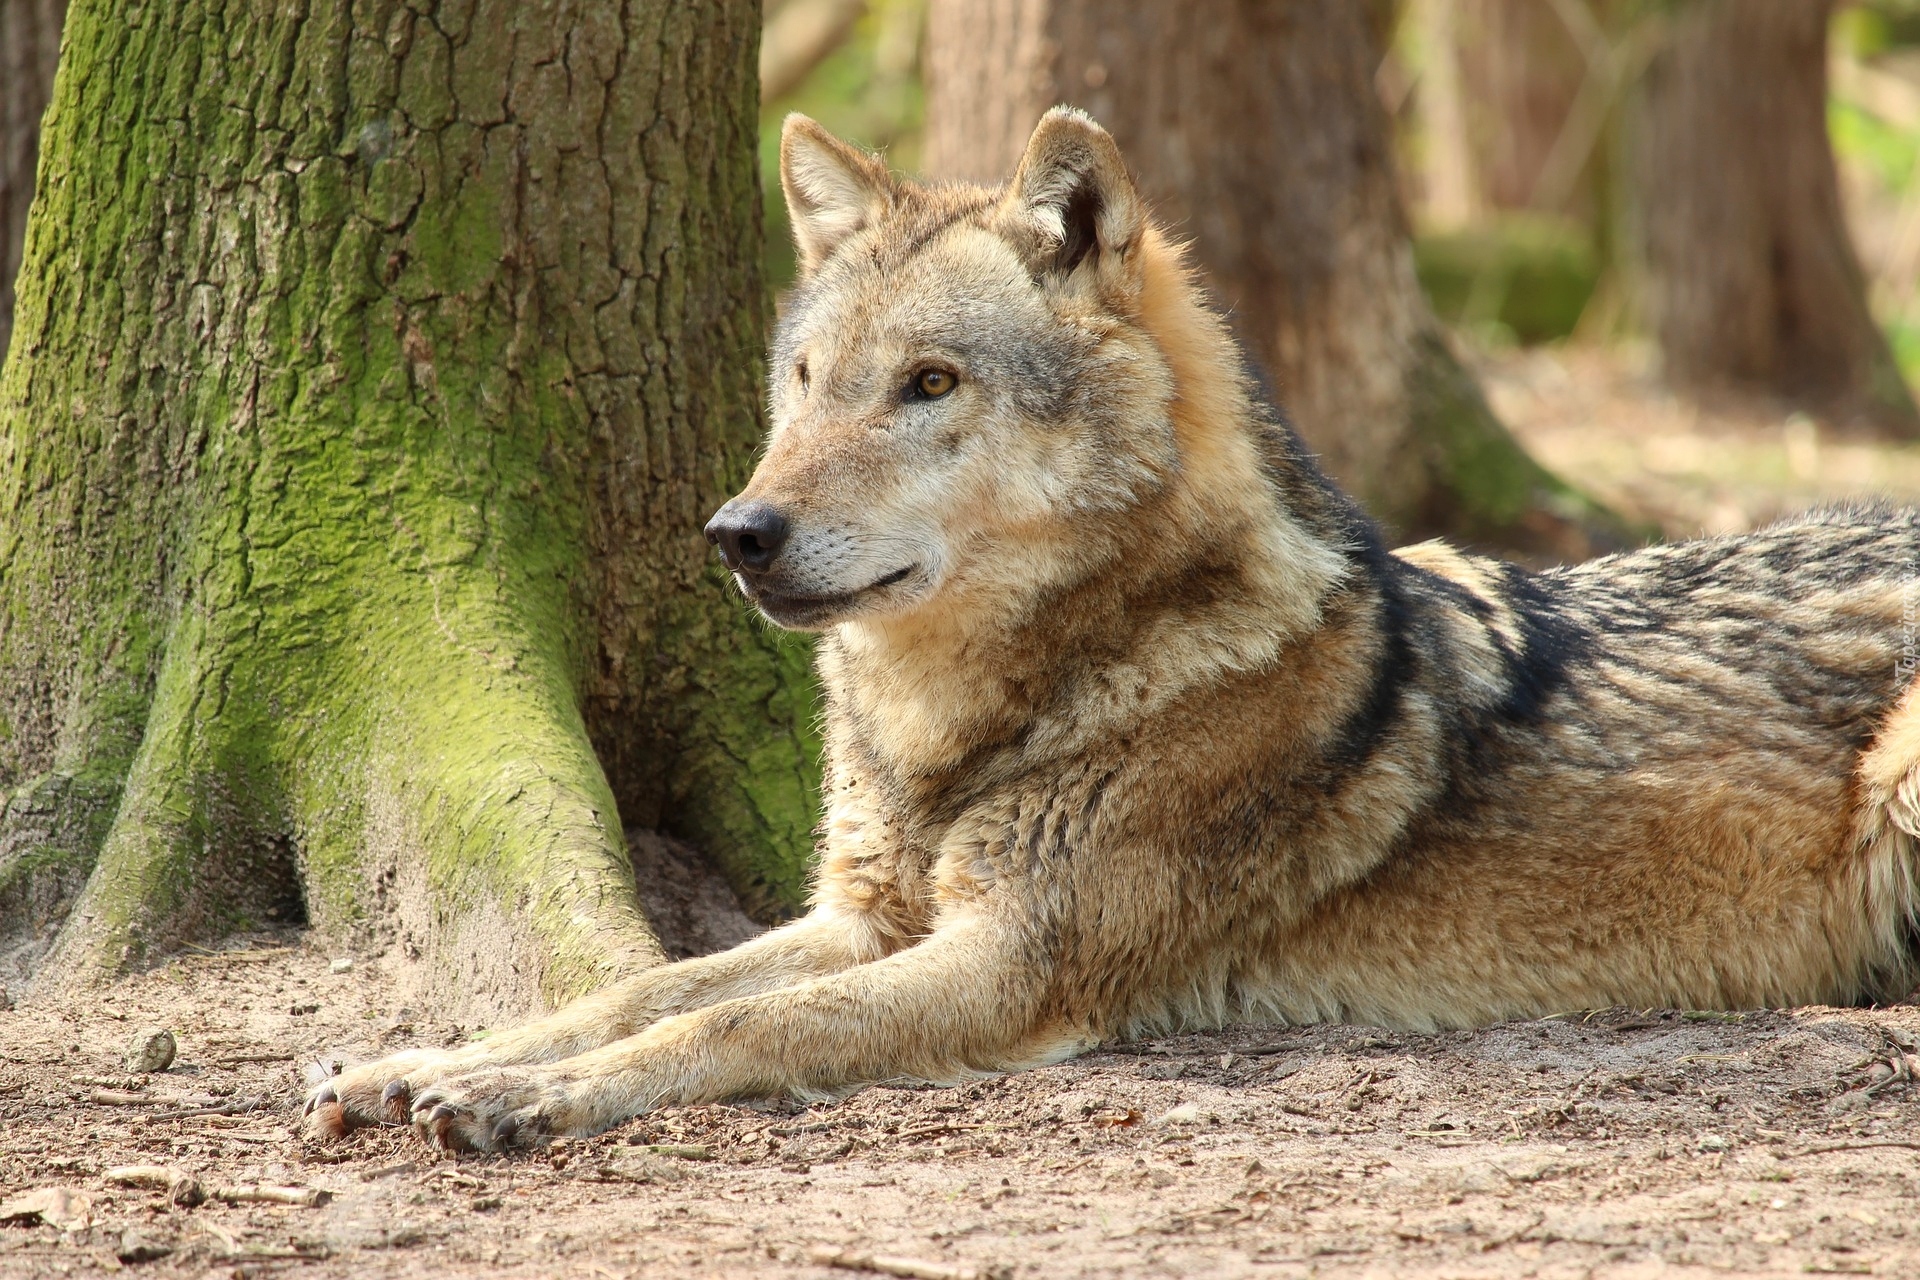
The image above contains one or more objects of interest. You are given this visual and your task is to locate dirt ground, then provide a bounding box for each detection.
[4,350,1920,1280]
[1476,344,1920,541]
[2,939,1917,1280]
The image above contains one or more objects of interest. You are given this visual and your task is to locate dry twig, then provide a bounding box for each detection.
[807,1245,1010,1280]
[1786,1140,1920,1157]
[105,1165,329,1208]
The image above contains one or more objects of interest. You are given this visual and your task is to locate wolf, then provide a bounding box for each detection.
[308,109,1920,1152]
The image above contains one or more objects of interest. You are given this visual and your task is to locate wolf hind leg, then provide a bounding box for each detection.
[1860,683,1920,841]
[1848,686,1920,1002]
[306,911,874,1136]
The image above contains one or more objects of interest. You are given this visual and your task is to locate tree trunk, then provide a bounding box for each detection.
[1624,0,1918,435]
[0,0,819,1021]
[1,0,67,362]
[923,0,1625,557]
[1413,0,1598,228]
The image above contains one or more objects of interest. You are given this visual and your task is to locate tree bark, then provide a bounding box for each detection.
[1,0,67,362]
[0,0,818,1020]
[922,0,1622,557]
[1624,0,1918,435]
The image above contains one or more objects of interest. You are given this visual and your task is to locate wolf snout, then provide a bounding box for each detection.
[705,500,791,574]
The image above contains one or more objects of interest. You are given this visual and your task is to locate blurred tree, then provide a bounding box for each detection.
[762,0,868,102]
[1414,0,1918,435]
[1414,0,1602,229]
[1,0,66,362]
[922,0,1627,557]
[1624,0,1919,434]
[0,0,818,1013]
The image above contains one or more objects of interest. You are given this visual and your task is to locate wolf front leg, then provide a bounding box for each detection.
[405,914,1075,1151]
[306,911,882,1136]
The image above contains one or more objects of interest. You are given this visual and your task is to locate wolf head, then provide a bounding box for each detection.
[707,109,1345,645]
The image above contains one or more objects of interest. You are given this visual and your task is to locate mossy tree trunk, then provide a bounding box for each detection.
[1,0,67,361]
[0,0,820,1020]
[923,0,1628,558]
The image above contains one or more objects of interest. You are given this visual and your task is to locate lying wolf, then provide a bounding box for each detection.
[309,109,1920,1152]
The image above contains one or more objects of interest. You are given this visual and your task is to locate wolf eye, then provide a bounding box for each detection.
[796,360,810,393]
[912,368,957,400]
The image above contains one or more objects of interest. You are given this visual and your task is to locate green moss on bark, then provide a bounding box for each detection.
[1,0,818,1012]
[1401,332,1647,560]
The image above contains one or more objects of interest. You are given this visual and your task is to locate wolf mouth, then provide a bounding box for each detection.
[747,564,919,626]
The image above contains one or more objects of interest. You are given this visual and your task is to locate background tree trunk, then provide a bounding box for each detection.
[0,0,67,363]
[923,0,1626,557]
[1413,0,1598,228]
[0,0,817,1020]
[1623,0,1918,435]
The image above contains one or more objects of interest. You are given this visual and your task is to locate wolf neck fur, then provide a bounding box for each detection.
[826,229,1354,778]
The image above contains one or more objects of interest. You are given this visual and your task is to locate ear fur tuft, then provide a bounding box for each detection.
[780,114,894,273]
[1003,107,1145,285]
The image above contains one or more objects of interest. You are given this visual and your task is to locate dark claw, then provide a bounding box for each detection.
[491,1114,520,1147]
[381,1079,411,1121]
[306,1083,336,1114]
[428,1103,457,1125]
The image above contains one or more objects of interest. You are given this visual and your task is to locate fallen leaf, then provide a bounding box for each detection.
[0,1187,93,1231]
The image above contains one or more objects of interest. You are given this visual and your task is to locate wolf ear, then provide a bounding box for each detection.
[1002,107,1145,291]
[781,114,893,274]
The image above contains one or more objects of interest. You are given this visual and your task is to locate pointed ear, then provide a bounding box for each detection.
[780,114,893,274]
[1001,107,1145,290]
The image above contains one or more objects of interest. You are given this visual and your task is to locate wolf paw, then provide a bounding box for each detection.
[303,1047,480,1139]
[407,1067,585,1153]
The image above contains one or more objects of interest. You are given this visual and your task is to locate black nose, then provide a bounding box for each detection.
[704,501,791,573]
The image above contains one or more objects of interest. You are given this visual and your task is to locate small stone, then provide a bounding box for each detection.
[115,1229,172,1264]
[125,1028,176,1074]
[1697,1133,1730,1152]
[329,957,355,974]
[1154,1102,1201,1126]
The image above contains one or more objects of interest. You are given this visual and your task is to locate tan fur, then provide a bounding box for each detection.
[308,110,1920,1152]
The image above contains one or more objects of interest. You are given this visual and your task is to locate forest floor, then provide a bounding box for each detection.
[1477,343,1920,543]
[4,347,1920,1280]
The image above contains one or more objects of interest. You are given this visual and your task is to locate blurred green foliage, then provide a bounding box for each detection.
[760,0,925,296]
[1415,217,1600,346]
[1830,5,1920,385]
[1835,1,1920,56]
[1830,99,1920,192]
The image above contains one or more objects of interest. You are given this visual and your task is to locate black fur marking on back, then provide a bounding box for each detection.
[1483,564,1593,727]
[1317,539,1419,784]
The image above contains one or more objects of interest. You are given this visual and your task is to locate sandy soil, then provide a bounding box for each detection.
[4,351,1919,1279]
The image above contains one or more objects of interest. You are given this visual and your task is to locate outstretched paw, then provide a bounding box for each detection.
[303,1047,480,1139]
[407,1067,585,1153]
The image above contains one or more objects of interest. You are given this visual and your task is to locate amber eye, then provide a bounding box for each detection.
[796,360,810,392]
[913,368,957,399]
